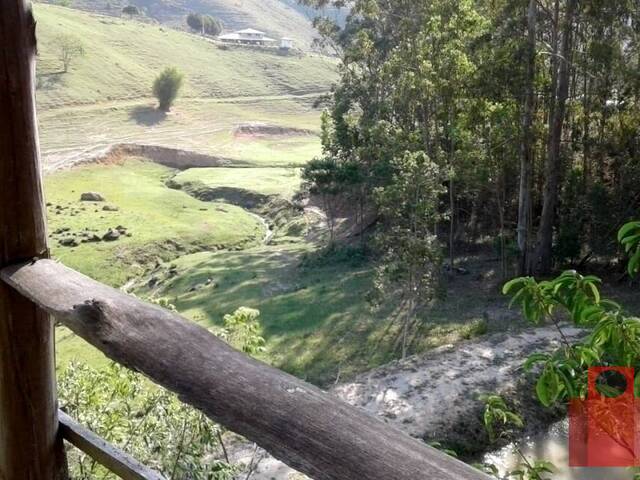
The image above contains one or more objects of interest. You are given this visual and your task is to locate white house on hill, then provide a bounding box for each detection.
[218,28,276,46]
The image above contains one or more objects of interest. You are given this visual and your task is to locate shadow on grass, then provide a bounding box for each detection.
[129,105,167,126]
[36,71,65,90]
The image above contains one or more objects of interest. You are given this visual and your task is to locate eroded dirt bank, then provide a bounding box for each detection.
[231,326,584,479]
[44,143,234,173]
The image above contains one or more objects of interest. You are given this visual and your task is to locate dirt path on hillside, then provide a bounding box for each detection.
[39,91,325,170]
[229,325,585,479]
[38,91,329,115]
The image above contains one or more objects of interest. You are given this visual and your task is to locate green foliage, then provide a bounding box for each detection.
[301,156,360,242]
[427,441,458,458]
[152,66,184,112]
[505,222,640,408]
[310,0,640,270]
[480,394,524,443]
[374,151,444,357]
[507,460,555,480]
[222,307,266,355]
[186,13,223,36]
[59,362,235,479]
[480,395,555,480]
[619,221,640,277]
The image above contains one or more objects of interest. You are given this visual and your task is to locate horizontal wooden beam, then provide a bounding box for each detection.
[2,259,490,480]
[59,411,165,480]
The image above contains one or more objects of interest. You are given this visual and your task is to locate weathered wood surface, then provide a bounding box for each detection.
[0,2,67,478]
[59,411,166,480]
[2,260,491,480]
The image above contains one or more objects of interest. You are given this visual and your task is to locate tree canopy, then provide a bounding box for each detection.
[304,0,640,277]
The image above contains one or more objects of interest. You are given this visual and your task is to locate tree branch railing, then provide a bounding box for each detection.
[1,259,490,480]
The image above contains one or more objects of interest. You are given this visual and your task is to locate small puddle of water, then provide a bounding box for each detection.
[483,420,636,479]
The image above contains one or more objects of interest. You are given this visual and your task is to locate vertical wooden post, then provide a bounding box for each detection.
[0,1,67,478]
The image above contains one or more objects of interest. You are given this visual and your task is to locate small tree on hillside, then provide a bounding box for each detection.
[374,151,444,359]
[152,67,184,112]
[54,34,85,73]
[302,157,359,244]
[122,5,139,17]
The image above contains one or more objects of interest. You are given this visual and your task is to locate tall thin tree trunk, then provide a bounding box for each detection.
[517,0,537,275]
[449,175,455,270]
[533,0,578,275]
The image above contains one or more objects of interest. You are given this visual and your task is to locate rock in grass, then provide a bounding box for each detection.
[80,192,105,202]
[102,228,121,241]
[59,237,79,247]
[86,234,102,243]
[102,205,119,212]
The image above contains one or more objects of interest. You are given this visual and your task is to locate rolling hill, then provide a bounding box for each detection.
[34,4,337,165]
[35,5,337,109]
[43,0,325,49]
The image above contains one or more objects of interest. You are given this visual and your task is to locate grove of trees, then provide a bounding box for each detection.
[186,12,223,36]
[302,0,640,278]
[121,5,140,17]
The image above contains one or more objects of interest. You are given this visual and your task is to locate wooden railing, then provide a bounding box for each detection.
[59,411,166,480]
[2,260,490,480]
[0,1,491,479]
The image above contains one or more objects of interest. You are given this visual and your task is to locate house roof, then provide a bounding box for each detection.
[236,28,266,35]
[218,32,276,42]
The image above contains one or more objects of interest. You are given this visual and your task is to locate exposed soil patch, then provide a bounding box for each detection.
[49,143,234,172]
[233,122,315,138]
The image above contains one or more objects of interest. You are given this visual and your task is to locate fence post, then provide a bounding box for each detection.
[0,1,67,477]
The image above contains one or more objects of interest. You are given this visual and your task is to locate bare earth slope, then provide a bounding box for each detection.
[230,326,584,479]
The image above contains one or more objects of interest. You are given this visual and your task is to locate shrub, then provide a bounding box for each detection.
[221,307,266,355]
[59,362,235,479]
[152,67,184,112]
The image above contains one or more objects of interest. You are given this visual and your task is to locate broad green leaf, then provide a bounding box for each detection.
[536,368,560,407]
[503,277,526,295]
[617,221,640,242]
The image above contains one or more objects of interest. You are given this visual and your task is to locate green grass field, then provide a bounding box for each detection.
[45,159,263,287]
[48,159,498,380]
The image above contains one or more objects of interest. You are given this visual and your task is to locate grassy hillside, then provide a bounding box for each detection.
[45,159,263,286]
[173,167,302,198]
[49,0,321,49]
[35,5,337,109]
[40,96,324,168]
[35,5,336,167]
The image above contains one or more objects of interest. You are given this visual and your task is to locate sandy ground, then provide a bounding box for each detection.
[229,325,585,479]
